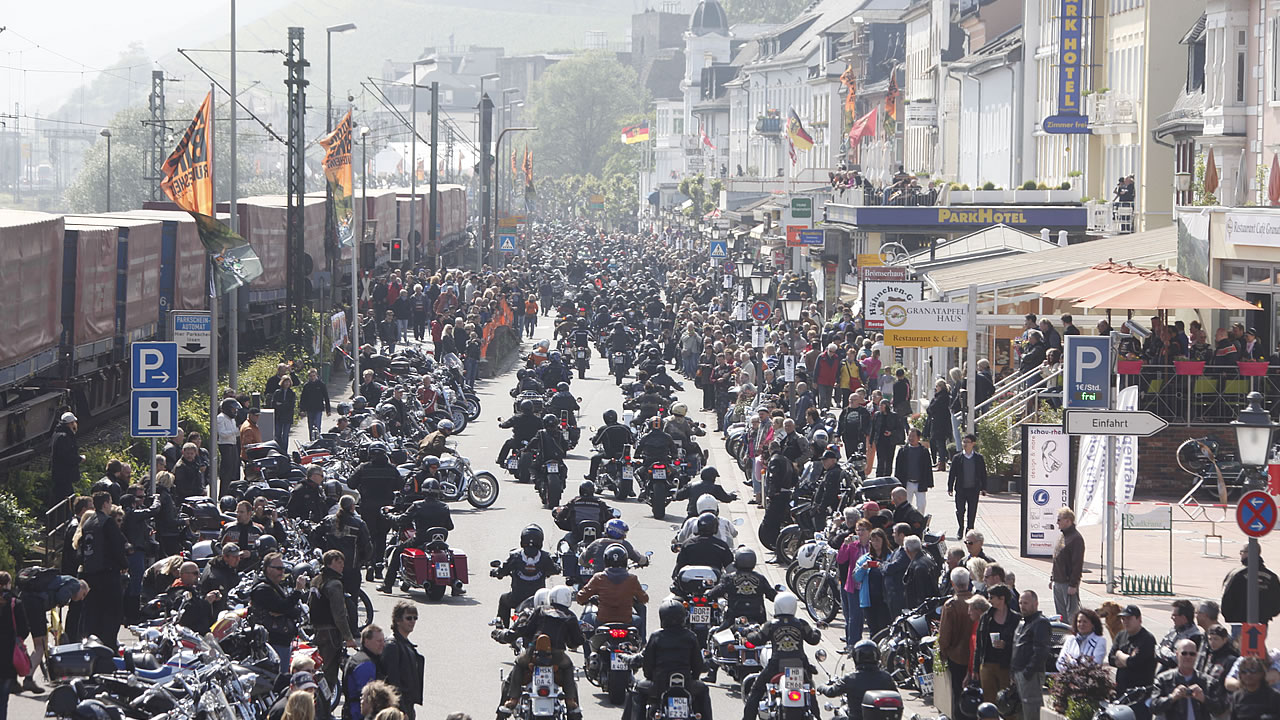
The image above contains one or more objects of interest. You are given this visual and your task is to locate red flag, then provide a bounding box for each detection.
[848,107,878,142]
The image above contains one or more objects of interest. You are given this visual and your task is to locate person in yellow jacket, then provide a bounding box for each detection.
[838,354,863,408]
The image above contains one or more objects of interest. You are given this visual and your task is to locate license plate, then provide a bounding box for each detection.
[611,652,628,670]
[689,605,711,625]
[435,562,451,578]
[576,350,586,358]
[546,463,560,474]
[612,357,624,366]
[507,457,519,470]
[783,667,803,690]
[652,468,666,480]
[622,468,634,479]
[533,666,555,686]
[666,697,689,719]
[743,657,759,666]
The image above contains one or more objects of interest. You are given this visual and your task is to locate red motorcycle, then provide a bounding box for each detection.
[394,526,469,601]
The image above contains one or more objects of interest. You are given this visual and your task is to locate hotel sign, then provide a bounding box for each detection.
[1042,0,1091,134]
[825,205,1088,229]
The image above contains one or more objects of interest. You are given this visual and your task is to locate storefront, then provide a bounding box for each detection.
[1205,209,1280,354]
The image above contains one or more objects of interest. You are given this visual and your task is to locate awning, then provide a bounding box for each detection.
[750,224,767,239]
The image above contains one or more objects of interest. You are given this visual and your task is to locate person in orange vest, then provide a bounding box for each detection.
[524,298,538,338]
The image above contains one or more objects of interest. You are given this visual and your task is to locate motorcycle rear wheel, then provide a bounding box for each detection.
[464,395,481,421]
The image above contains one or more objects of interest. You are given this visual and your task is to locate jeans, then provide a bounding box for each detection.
[414,316,427,341]
[218,443,239,486]
[398,318,409,339]
[863,603,890,637]
[274,421,292,450]
[841,589,863,646]
[464,356,479,387]
[817,384,834,408]
[0,677,10,720]
[524,315,537,336]
[126,550,146,597]
[682,352,698,377]
[930,434,950,465]
[271,642,292,676]
[306,410,323,440]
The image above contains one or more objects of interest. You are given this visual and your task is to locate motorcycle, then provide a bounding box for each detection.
[573,346,590,379]
[611,351,632,385]
[581,620,640,705]
[648,672,697,720]
[558,519,601,588]
[512,650,569,720]
[536,457,568,509]
[875,597,946,694]
[436,451,501,508]
[391,525,469,601]
[825,689,904,720]
[709,620,765,685]
[750,651,827,720]
[672,565,721,652]
[641,460,673,519]
[594,447,635,501]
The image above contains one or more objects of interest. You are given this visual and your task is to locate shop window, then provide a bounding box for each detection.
[1226,265,1246,282]
[1249,267,1273,284]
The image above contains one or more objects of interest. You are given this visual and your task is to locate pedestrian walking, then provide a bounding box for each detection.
[299,369,331,442]
[947,434,987,537]
[271,376,297,449]
[926,379,951,471]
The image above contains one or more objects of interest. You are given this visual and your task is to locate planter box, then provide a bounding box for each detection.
[1175,361,1205,375]
[932,669,953,717]
[1238,361,1269,377]
[1116,359,1143,375]
[971,190,1006,204]
[1047,188,1082,203]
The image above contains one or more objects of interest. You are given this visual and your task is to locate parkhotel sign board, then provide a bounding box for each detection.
[883,301,970,347]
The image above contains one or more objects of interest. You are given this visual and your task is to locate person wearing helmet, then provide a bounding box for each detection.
[496,400,542,468]
[517,367,546,394]
[579,518,650,571]
[528,414,569,505]
[673,495,738,548]
[548,382,581,445]
[220,500,264,568]
[586,409,634,490]
[741,592,823,720]
[351,395,369,414]
[576,543,649,638]
[492,525,561,628]
[310,494,373,603]
[817,639,897,720]
[496,584,585,720]
[326,413,353,439]
[379,480,458,595]
[703,547,777,683]
[346,441,401,582]
[626,597,712,720]
[553,481,614,537]
[634,416,675,501]
[418,418,456,458]
[568,319,592,355]
[540,351,572,388]
[674,466,737,518]
[287,464,331,523]
[672,512,733,578]
[812,448,845,526]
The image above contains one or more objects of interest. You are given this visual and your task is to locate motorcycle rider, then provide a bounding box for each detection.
[675,467,737,518]
[548,382,581,446]
[742,592,823,720]
[496,585,585,720]
[418,418,456,458]
[347,441,401,582]
[569,319,593,359]
[705,547,777,683]
[540,353,572,388]
[515,368,546,395]
[674,495,738,547]
[530,414,570,499]
[311,494,374,597]
[635,417,676,501]
[625,597,713,720]
[664,403,703,446]
[287,465,331,523]
[576,543,649,638]
[586,409,634,489]
[818,640,897,720]
[579,518,650,573]
[379,479,461,595]
[493,525,561,627]
[221,500,264,567]
[496,400,542,469]
[673,512,734,577]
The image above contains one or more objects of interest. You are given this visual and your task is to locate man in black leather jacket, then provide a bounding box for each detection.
[497,401,543,467]
[497,586,584,720]
[586,410,634,484]
[287,465,331,523]
[625,598,712,720]
[742,593,823,720]
[674,467,737,518]
[492,525,561,627]
[673,513,733,577]
[347,442,401,581]
[819,640,897,720]
[379,481,457,594]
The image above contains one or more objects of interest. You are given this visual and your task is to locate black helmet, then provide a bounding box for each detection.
[219,496,238,513]
[336,401,352,415]
[853,639,879,670]
[733,547,757,571]
[700,467,719,483]
[556,382,570,393]
[422,479,441,499]
[578,480,596,498]
[977,703,1001,720]
[352,395,368,411]
[517,369,528,380]
[367,441,388,456]
[695,512,718,537]
[602,543,628,569]
[603,409,618,424]
[658,598,687,629]
[255,534,279,555]
[519,400,535,414]
[73,700,113,720]
[323,479,342,499]
[958,685,984,719]
[542,413,559,429]
[520,525,544,551]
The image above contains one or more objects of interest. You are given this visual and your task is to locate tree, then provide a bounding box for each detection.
[528,51,648,177]
[721,0,811,24]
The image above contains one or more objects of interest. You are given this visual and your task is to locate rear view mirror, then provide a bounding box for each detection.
[490,560,501,568]
[815,648,827,663]
[734,518,745,526]
[612,508,623,518]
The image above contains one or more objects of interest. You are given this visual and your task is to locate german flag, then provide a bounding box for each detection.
[786,110,813,151]
[620,121,650,144]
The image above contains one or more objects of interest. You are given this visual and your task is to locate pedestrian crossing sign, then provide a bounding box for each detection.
[498,234,517,252]
[709,240,728,259]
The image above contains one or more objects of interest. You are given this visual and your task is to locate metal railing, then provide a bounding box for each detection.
[1120,363,1280,425]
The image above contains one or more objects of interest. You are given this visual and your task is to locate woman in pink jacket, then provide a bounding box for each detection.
[835,516,872,651]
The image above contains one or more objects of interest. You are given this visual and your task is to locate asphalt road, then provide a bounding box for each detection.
[13,312,888,720]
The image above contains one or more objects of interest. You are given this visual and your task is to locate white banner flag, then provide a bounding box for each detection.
[1074,385,1139,527]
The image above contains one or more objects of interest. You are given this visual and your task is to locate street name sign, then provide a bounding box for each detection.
[1063,409,1168,437]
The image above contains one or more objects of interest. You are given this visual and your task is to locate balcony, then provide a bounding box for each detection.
[1086,91,1139,134]
[755,115,783,135]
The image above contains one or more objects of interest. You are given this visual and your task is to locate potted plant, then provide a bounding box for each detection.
[1116,356,1143,374]
[1238,360,1269,376]
[976,413,1015,493]
[1049,658,1115,720]
[931,646,952,717]
[1174,356,1205,375]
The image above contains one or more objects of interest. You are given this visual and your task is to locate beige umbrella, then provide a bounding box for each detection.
[1073,266,1256,310]
[1204,147,1219,197]
[1031,261,1147,300]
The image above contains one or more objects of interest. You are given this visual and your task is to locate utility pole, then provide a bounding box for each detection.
[445,125,454,183]
[228,1,239,391]
[284,27,308,338]
[147,71,166,201]
[478,93,493,271]
[428,81,439,270]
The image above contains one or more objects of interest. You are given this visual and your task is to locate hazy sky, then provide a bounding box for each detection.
[1,0,288,116]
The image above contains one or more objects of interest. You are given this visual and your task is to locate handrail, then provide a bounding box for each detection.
[974,363,1047,414]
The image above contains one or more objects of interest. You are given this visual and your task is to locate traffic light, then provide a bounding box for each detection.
[390,238,403,264]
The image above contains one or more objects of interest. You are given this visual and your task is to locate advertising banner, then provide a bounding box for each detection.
[319,110,356,247]
[1075,386,1139,527]
[1042,0,1091,134]
[1022,424,1072,557]
[862,280,924,329]
[1225,210,1280,248]
[882,301,969,347]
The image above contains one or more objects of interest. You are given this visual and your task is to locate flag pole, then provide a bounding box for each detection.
[208,82,221,499]
[228,0,239,392]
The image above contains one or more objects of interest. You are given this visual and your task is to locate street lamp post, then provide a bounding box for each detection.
[355,125,370,394]
[477,73,499,271]
[748,274,772,297]
[408,57,438,270]
[325,23,357,133]
[780,297,803,324]
[1232,391,1277,626]
[493,126,537,266]
[100,129,112,211]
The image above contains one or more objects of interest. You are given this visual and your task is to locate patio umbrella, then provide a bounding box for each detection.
[1031,261,1147,300]
[1204,147,1219,196]
[1268,153,1280,206]
[1073,266,1256,310]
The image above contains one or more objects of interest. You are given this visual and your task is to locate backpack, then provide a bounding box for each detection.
[16,566,62,597]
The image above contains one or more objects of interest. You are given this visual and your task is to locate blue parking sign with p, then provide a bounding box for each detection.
[1064,335,1111,409]
[132,342,178,389]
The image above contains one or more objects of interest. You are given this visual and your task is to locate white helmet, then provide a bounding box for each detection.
[533,588,552,608]
[773,592,799,617]
[437,419,455,432]
[548,585,574,608]
[795,541,823,569]
[671,402,688,417]
[696,495,720,515]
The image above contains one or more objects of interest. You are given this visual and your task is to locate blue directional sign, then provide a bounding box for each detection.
[131,389,179,438]
[131,342,178,390]
[709,240,728,260]
[798,229,825,247]
[497,234,517,253]
[1063,335,1111,409]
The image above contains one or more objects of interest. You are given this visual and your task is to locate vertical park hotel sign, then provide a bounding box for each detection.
[1042,0,1091,134]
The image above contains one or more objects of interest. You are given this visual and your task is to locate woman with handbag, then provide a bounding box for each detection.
[0,571,31,719]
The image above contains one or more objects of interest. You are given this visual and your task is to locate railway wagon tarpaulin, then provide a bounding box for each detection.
[0,210,64,370]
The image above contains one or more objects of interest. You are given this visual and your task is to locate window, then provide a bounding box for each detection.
[1248,267,1272,284]
[1237,30,1247,103]
[1272,16,1280,101]
[1188,35,1206,92]
[673,117,684,135]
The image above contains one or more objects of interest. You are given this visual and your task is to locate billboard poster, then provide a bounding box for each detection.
[1022,424,1072,557]
[862,280,924,329]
